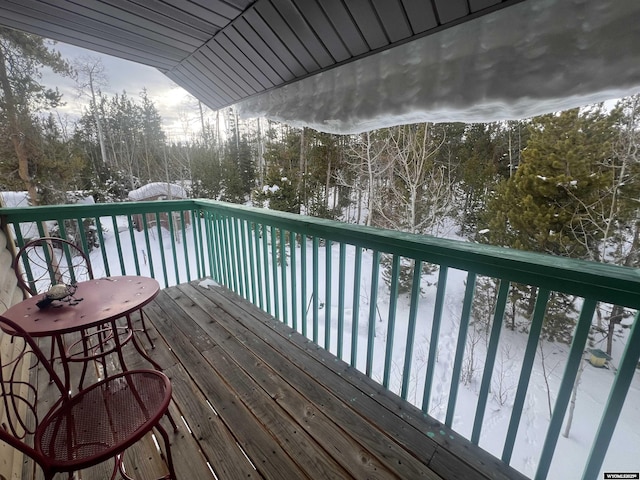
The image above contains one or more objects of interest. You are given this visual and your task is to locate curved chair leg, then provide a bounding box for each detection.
[139,309,155,349]
[128,314,163,371]
[115,453,131,480]
[115,424,177,480]
[155,421,177,480]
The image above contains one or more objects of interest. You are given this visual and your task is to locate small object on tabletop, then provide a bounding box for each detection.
[36,283,83,309]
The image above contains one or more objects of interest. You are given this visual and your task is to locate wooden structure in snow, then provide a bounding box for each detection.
[128,182,191,232]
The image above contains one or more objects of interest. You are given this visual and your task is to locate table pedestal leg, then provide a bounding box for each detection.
[111,319,130,373]
[56,334,71,394]
[127,313,162,371]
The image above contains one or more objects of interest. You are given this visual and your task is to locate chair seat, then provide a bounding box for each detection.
[36,370,172,470]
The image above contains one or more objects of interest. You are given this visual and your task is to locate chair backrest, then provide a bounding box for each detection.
[13,237,94,296]
[0,316,66,461]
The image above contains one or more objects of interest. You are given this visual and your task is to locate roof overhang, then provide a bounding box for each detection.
[1,0,639,133]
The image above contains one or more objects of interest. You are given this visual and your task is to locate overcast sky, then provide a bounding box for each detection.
[42,40,214,141]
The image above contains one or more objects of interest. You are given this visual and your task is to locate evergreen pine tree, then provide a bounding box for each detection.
[0,27,72,203]
[486,108,614,257]
[481,108,615,341]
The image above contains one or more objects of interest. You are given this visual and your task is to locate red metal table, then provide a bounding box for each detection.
[1,275,161,390]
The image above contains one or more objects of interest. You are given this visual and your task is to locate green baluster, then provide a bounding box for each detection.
[366,251,380,378]
[383,255,401,389]
[401,260,423,400]
[422,266,448,413]
[472,279,510,443]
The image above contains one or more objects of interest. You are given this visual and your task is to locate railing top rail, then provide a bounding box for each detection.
[0,199,198,220]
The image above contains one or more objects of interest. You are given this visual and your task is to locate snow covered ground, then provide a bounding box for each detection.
[41,216,640,479]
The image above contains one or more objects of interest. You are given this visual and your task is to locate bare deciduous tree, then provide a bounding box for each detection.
[74,56,110,167]
[374,124,452,236]
[337,130,393,226]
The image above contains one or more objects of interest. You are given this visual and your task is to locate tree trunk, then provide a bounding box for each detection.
[90,80,109,168]
[607,304,626,356]
[325,155,332,210]
[256,117,264,186]
[0,43,38,204]
[366,132,375,226]
[299,127,306,210]
[508,122,514,178]
[563,355,586,438]
[526,285,540,316]
[356,184,362,224]
[198,100,207,147]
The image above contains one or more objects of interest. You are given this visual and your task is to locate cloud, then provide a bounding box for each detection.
[40,40,211,140]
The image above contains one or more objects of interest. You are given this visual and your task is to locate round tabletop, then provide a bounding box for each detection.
[1,276,160,337]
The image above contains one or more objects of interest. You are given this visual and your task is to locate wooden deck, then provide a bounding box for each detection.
[32,281,528,480]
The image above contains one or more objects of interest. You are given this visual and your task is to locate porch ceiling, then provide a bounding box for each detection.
[1,1,640,133]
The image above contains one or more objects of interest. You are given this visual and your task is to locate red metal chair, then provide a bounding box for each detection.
[13,237,94,294]
[12,237,155,388]
[0,316,177,480]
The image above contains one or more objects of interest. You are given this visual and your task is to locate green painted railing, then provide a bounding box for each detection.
[2,199,639,480]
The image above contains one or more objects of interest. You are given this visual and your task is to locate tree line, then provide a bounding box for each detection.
[2,29,638,350]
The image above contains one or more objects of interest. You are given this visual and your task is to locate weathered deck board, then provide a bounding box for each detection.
[166,284,438,479]
[196,284,520,480]
[23,281,528,480]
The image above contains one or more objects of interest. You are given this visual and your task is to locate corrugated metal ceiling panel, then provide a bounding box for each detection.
[433,0,470,23]
[242,8,306,78]
[401,0,438,34]
[294,1,350,62]
[232,17,295,82]
[320,0,369,57]
[371,0,412,42]
[343,0,390,50]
